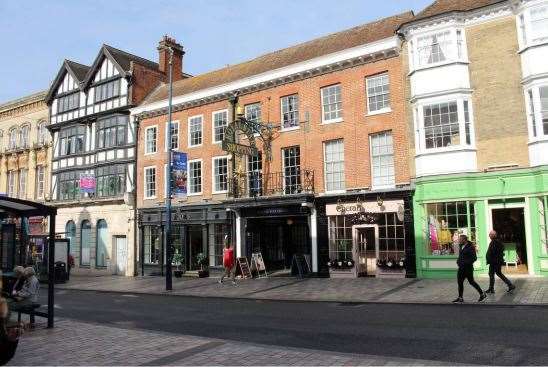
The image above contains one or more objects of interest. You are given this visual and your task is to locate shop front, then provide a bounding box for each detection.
[138,203,231,276]
[227,194,316,274]
[414,166,548,278]
[315,189,416,278]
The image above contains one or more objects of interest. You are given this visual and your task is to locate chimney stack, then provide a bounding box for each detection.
[158,35,185,81]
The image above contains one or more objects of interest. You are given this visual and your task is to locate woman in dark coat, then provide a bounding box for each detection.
[453,234,487,303]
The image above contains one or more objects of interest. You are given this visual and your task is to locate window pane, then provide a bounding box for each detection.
[321,85,342,122]
[366,74,390,112]
[324,140,345,192]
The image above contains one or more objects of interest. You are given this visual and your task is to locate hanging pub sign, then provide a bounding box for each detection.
[171,152,188,198]
[79,173,96,194]
[222,120,258,156]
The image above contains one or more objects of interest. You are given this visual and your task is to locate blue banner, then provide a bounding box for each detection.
[172,152,187,197]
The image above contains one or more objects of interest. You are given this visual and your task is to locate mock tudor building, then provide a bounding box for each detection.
[0,91,52,234]
[45,38,186,276]
[399,0,548,277]
[133,13,417,278]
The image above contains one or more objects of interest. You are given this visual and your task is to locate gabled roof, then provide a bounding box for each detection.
[82,44,159,89]
[45,59,90,104]
[400,0,506,28]
[142,11,414,105]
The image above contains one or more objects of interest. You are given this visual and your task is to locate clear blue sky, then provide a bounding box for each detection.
[0,0,433,104]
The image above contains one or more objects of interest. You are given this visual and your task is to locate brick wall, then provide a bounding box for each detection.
[467,16,529,169]
[130,63,166,106]
[136,55,410,208]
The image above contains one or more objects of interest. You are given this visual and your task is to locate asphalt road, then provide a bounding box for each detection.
[48,290,548,365]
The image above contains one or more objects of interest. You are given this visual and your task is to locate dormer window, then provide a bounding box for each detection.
[411,28,467,71]
[94,79,120,103]
[58,92,80,113]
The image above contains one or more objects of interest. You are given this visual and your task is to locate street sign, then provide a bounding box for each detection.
[222,141,258,156]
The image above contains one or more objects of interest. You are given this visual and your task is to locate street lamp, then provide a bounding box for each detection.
[164,46,174,291]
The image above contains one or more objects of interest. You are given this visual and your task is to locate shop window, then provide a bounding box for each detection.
[80,220,91,266]
[213,110,228,143]
[96,220,108,268]
[171,224,184,265]
[143,225,161,265]
[370,132,394,188]
[328,215,353,261]
[378,212,406,266]
[281,94,299,129]
[425,201,476,256]
[539,196,548,255]
[324,139,345,192]
[209,223,230,267]
[321,84,342,123]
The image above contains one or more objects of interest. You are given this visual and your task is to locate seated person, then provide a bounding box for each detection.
[11,267,40,308]
[11,266,25,295]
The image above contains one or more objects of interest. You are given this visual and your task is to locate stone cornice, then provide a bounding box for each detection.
[0,91,48,120]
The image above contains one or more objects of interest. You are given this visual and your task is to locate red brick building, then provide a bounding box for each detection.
[133,12,416,277]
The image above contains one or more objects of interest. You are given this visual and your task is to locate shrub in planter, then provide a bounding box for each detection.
[196,252,209,278]
[172,253,184,278]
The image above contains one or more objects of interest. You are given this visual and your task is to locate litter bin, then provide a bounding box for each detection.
[54,261,67,283]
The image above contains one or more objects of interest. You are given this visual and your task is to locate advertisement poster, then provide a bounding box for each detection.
[80,173,96,194]
[172,152,187,198]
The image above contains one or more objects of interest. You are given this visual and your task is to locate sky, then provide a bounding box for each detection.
[0,0,433,104]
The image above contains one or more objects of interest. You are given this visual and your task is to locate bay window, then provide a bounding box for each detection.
[411,28,467,70]
[96,164,126,198]
[519,5,548,48]
[425,201,476,256]
[59,126,85,156]
[57,92,79,113]
[415,97,474,151]
[96,115,127,149]
[58,171,82,201]
[94,79,121,103]
[526,85,548,139]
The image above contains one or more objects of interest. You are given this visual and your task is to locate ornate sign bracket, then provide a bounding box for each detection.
[222,117,279,161]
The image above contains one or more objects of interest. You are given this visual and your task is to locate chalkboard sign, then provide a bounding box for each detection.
[291,254,310,278]
[251,253,267,278]
[237,257,252,279]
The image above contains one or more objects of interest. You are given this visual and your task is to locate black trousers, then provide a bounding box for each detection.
[488,264,513,289]
[458,266,483,297]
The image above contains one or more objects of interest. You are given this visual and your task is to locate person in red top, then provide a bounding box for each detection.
[219,235,236,285]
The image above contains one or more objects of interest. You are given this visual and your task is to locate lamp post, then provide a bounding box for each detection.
[165,46,174,291]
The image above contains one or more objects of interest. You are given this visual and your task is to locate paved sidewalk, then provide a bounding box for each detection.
[56,274,548,305]
[9,318,454,366]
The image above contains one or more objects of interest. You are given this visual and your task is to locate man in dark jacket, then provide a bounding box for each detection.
[485,230,515,294]
[453,234,486,303]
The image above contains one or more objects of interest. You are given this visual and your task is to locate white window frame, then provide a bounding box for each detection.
[143,166,157,199]
[188,115,203,148]
[369,131,396,190]
[519,4,548,49]
[323,139,345,193]
[7,171,16,197]
[165,120,179,151]
[188,158,203,196]
[280,94,300,131]
[144,125,157,155]
[36,165,45,199]
[212,155,230,194]
[366,73,391,115]
[8,129,17,150]
[413,94,476,154]
[409,27,468,72]
[18,169,27,199]
[321,84,343,124]
[20,125,29,149]
[212,109,229,144]
[525,81,548,141]
[37,121,48,145]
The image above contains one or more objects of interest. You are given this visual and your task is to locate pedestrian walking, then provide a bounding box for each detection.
[453,234,486,303]
[219,235,236,285]
[485,230,516,294]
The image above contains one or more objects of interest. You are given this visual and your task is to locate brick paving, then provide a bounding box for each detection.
[8,318,454,366]
[56,274,548,305]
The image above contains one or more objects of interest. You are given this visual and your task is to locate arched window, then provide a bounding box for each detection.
[8,128,17,150]
[96,220,108,268]
[65,220,76,247]
[37,121,48,145]
[80,220,91,266]
[20,125,29,148]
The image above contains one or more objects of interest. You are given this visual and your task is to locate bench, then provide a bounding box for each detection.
[15,303,46,325]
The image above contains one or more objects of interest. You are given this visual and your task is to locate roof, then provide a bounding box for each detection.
[66,60,91,81]
[405,0,506,24]
[0,90,47,112]
[143,11,414,105]
[45,59,90,103]
[0,196,56,217]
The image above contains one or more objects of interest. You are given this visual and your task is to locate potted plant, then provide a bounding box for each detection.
[173,252,184,278]
[195,252,209,278]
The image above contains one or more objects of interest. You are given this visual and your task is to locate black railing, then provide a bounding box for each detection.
[229,169,314,198]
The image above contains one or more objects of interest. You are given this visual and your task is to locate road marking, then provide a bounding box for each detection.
[120,294,139,298]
